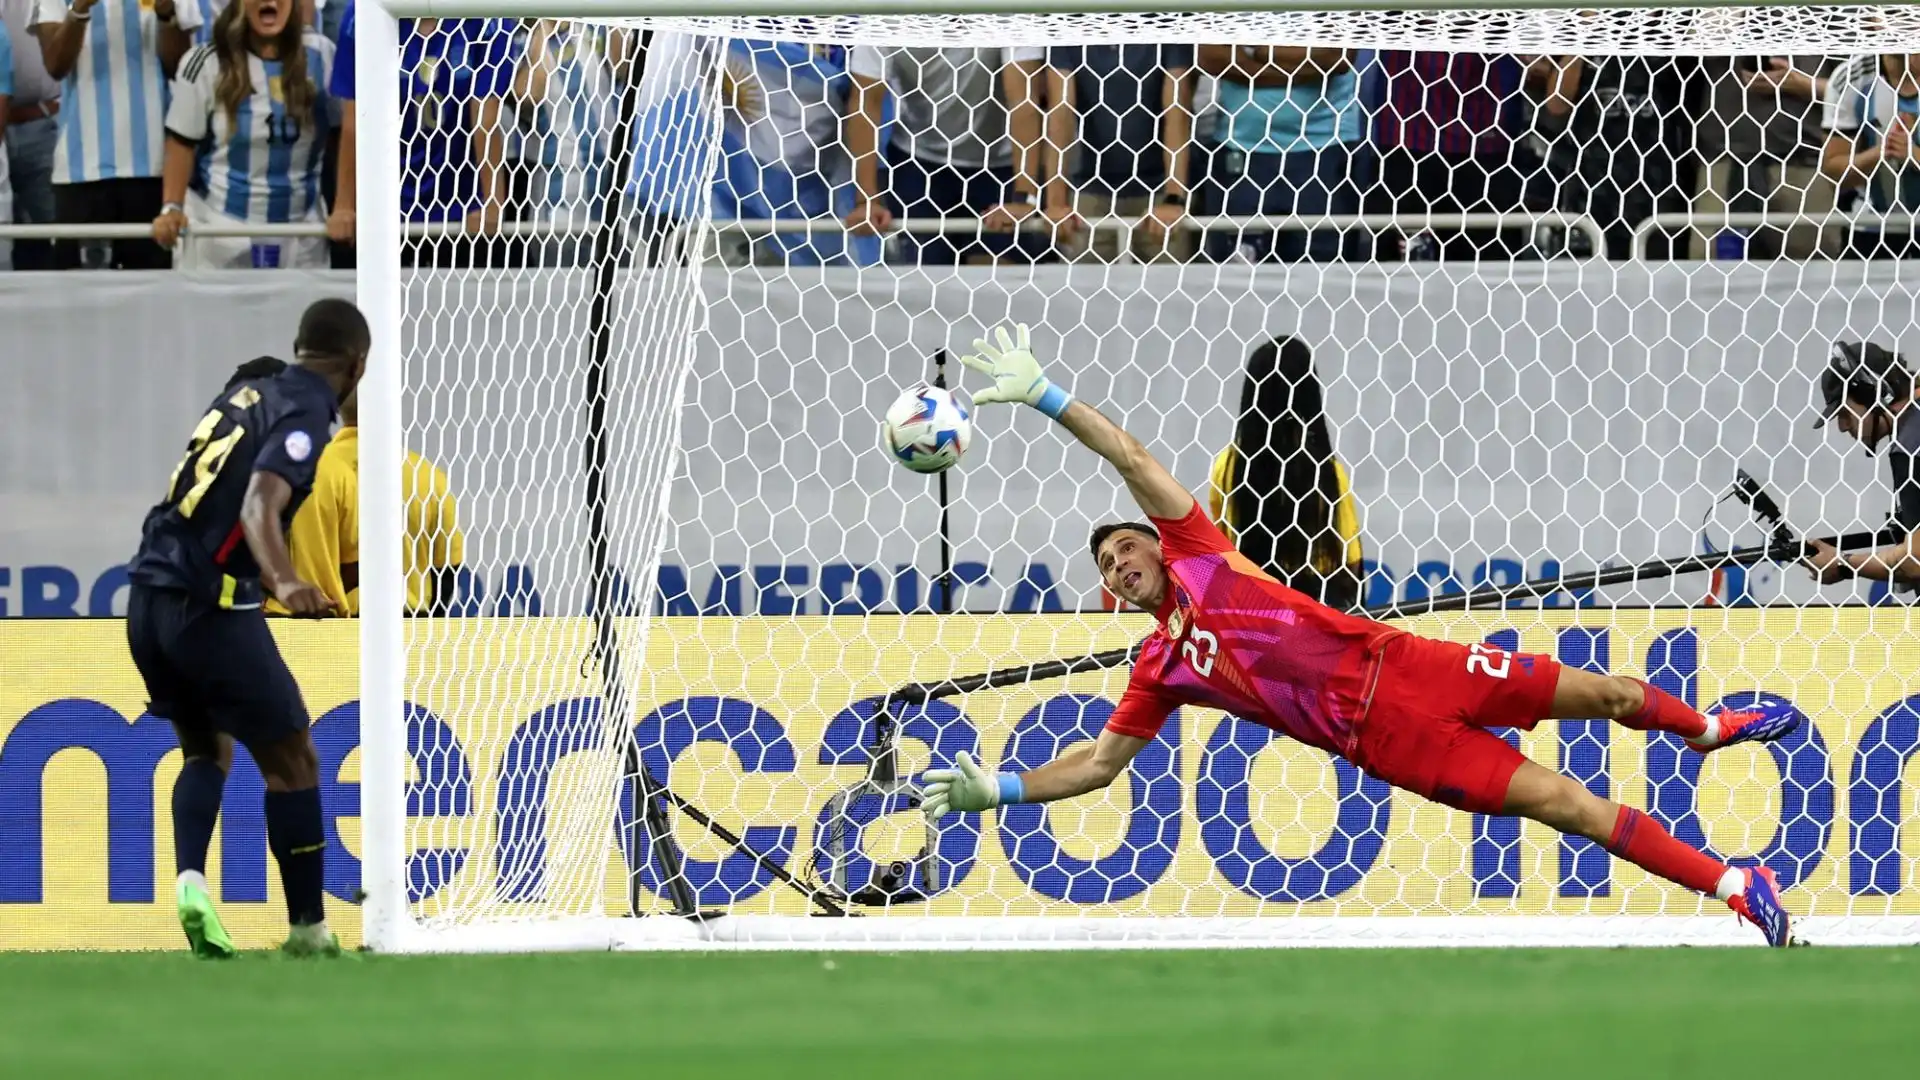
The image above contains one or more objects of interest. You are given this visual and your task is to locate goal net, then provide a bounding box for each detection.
[360,4,1920,951]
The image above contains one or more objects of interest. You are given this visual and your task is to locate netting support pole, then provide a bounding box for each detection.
[356,0,407,952]
[578,26,704,920]
[933,350,954,614]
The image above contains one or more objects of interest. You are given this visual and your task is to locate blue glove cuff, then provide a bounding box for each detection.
[1034,382,1074,421]
[995,772,1026,806]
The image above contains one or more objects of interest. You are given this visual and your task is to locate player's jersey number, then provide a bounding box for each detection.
[1466,642,1511,680]
[164,387,258,518]
[1182,628,1219,678]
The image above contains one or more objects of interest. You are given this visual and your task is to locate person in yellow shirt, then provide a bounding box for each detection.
[269,393,465,616]
[1208,335,1366,611]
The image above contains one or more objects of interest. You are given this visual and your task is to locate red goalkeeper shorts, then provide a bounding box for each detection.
[1350,634,1562,815]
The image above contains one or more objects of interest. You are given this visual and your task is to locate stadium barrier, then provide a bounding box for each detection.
[18,208,1920,263]
[0,211,1607,249]
[1626,210,1920,260]
[1,609,1914,951]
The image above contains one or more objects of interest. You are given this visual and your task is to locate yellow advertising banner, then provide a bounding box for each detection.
[2,610,1917,950]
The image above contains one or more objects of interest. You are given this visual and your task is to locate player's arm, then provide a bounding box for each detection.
[920,729,1149,821]
[242,472,340,616]
[960,324,1194,519]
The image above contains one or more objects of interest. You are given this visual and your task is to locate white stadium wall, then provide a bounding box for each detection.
[2,263,1914,620]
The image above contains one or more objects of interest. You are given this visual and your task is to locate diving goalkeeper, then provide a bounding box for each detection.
[926,326,1800,947]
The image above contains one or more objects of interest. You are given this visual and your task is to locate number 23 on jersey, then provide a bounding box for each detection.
[1181,627,1219,678]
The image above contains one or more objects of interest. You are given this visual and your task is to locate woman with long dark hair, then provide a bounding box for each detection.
[152,0,336,268]
[1208,334,1366,610]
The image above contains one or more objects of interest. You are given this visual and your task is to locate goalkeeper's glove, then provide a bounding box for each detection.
[959,324,1075,420]
[919,751,1024,822]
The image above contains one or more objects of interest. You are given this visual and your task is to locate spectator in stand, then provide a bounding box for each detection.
[1368,51,1532,260]
[1821,53,1920,259]
[1536,50,1702,259]
[328,7,514,267]
[184,0,224,46]
[841,46,1048,265]
[511,20,623,267]
[1194,43,1363,263]
[33,0,202,268]
[5,0,59,270]
[1035,43,1196,263]
[708,38,881,267]
[151,0,336,269]
[0,18,13,270]
[1694,56,1836,259]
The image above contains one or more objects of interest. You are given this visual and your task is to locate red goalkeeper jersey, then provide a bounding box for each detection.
[1104,502,1403,760]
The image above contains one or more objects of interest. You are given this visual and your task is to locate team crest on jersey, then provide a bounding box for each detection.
[1166,587,1192,640]
[285,430,313,462]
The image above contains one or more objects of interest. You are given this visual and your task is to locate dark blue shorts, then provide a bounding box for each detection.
[126,585,311,751]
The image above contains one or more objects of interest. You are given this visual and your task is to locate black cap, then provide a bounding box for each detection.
[1814,340,1905,428]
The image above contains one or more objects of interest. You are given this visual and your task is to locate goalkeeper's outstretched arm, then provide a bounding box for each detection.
[960,324,1195,521]
[920,730,1150,821]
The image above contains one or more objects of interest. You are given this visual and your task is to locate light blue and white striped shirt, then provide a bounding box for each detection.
[34,0,203,183]
[166,33,337,223]
[186,0,221,46]
[519,22,610,227]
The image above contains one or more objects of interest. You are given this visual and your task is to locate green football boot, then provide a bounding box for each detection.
[177,878,236,959]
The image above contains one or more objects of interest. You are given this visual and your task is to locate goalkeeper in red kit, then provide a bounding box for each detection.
[923,325,1800,947]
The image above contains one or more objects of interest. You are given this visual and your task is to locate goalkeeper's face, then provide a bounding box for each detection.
[1097,529,1167,611]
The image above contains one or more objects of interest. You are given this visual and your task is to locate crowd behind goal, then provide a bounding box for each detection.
[10,3,1920,269]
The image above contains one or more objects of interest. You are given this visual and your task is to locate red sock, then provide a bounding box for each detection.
[1605,806,1726,894]
[1618,680,1709,740]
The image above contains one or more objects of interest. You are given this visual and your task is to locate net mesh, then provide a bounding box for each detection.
[612,10,1920,56]
[385,8,1920,948]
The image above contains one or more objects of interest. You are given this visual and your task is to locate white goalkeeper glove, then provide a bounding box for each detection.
[959,324,1075,420]
[920,751,1024,822]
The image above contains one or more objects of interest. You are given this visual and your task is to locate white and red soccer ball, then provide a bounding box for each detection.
[881,383,972,474]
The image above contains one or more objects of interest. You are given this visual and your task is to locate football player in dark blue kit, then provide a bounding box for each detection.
[126,299,369,957]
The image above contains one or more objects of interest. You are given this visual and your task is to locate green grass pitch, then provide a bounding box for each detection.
[2,948,1914,1078]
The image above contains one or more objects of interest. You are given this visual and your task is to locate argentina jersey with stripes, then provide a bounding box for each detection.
[166,33,339,224]
[34,0,204,183]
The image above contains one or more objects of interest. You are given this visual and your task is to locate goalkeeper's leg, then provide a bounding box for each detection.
[1355,642,1793,946]
[1549,666,1801,752]
[1501,761,1790,946]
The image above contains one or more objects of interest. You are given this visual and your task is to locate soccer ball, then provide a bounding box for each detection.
[882,383,972,474]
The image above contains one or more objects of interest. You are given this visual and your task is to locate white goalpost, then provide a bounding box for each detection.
[358,0,1920,952]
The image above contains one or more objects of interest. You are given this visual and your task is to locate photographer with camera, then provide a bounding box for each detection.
[1804,340,1920,591]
